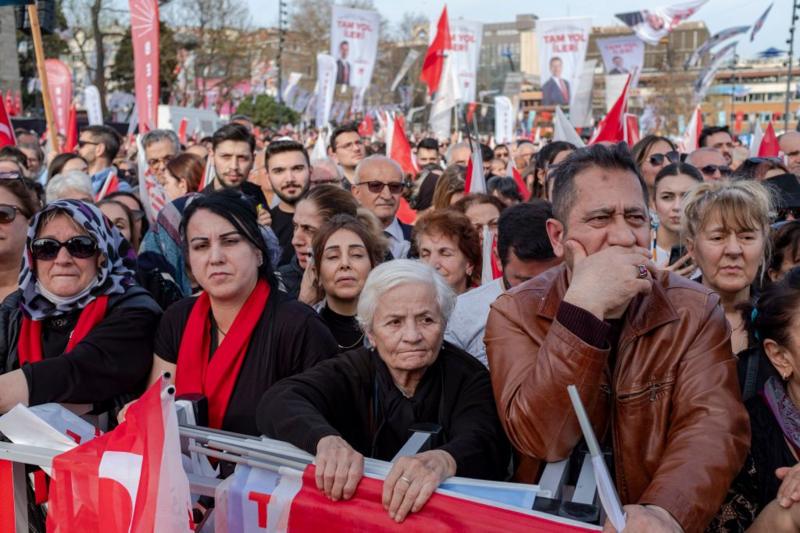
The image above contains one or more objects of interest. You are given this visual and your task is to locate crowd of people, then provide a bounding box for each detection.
[2,117,800,532]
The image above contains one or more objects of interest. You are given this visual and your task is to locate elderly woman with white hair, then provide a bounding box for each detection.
[257,259,510,523]
[45,171,94,204]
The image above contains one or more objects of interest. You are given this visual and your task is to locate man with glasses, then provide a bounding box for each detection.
[77,125,132,194]
[698,126,735,167]
[142,129,180,185]
[351,155,411,260]
[686,148,731,181]
[779,131,800,175]
[329,123,366,187]
[493,144,511,166]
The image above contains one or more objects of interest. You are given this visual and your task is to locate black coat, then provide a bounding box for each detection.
[257,342,511,480]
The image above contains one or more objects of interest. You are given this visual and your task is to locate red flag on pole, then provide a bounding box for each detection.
[44,59,73,138]
[5,91,14,117]
[624,113,640,146]
[130,0,160,132]
[758,122,779,157]
[177,117,188,145]
[464,142,486,194]
[589,75,631,145]
[63,104,78,153]
[14,90,21,117]
[420,5,452,96]
[358,114,374,137]
[0,95,16,148]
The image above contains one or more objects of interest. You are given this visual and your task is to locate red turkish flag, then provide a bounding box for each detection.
[177,117,188,144]
[389,115,417,176]
[624,113,640,146]
[47,378,192,533]
[589,75,631,145]
[45,59,73,137]
[759,122,779,157]
[130,0,160,132]
[0,95,16,148]
[420,5,452,96]
[63,104,78,153]
[358,114,374,137]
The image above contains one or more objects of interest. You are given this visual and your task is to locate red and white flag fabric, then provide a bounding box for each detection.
[420,5,452,96]
[130,0,160,132]
[94,169,120,202]
[589,75,631,145]
[553,106,585,147]
[177,118,188,145]
[47,378,193,533]
[680,105,703,153]
[45,59,73,139]
[389,115,417,176]
[757,122,779,157]
[464,140,486,194]
[0,93,16,148]
[358,114,374,138]
[624,113,640,146]
[218,464,597,532]
[505,159,531,201]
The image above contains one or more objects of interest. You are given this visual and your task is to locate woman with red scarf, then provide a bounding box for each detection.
[0,199,161,412]
[149,190,337,435]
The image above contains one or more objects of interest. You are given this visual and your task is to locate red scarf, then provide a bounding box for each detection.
[17,296,110,365]
[175,279,270,429]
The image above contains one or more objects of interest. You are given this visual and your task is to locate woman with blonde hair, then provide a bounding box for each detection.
[683,179,773,358]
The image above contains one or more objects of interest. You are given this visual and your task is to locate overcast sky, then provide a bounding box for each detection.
[247,0,791,60]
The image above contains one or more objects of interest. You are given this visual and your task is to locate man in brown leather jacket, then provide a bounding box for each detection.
[485,144,749,533]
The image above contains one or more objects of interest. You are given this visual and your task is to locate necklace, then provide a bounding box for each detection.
[217,326,229,337]
[338,333,364,350]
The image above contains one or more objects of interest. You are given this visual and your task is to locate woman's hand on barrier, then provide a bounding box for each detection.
[315,435,364,501]
[382,450,456,523]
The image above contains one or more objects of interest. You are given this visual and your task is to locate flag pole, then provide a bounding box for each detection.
[27,4,60,152]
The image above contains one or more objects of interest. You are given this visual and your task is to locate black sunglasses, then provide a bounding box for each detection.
[358,180,407,194]
[31,236,98,261]
[700,164,732,177]
[77,140,99,149]
[648,151,680,166]
[0,204,23,224]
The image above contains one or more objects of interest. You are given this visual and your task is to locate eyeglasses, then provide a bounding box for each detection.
[648,151,680,166]
[335,139,364,151]
[357,181,407,195]
[31,236,98,261]
[147,156,173,168]
[700,164,732,177]
[0,204,23,224]
[77,140,99,149]
[0,171,23,182]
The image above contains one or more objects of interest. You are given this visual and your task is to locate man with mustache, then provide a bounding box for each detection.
[265,140,311,266]
[207,123,268,218]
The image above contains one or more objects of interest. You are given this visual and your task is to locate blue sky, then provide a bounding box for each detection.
[248,0,791,59]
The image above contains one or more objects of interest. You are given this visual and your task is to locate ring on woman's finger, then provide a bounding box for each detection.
[637,264,648,279]
[400,475,412,484]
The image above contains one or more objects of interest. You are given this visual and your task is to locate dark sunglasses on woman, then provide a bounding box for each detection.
[648,151,681,166]
[0,204,25,224]
[31,236,98,261]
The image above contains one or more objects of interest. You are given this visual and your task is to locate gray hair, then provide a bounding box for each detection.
[445,142,469,164]
[141,128,180,153]
[353,155,403,185]
[356,259,456,334]
[685,147,723,167]
[46,171,93,203]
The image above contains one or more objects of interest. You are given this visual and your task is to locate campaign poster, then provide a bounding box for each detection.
[536,18,592,108]
[596,36,644,88]
[433,19,483,103]
[330,6,380,89]
[615,0,708,46]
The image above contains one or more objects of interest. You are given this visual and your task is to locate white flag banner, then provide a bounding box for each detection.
[282,72,303,102]
[330,6,380,89]
[693,42,737,104]
[315,54,337,126]
[604,74,630,113]
[684,25,749,69]
[616,0,708,46]
[570,59,596,128]
[596,36,644,88]
[493,96,515,144]
[429,55,461,139]
[537,17,593,108]
[84,85,104,125]
[390,50,421,92]
[554,106,586,147]
[445,19,483,102]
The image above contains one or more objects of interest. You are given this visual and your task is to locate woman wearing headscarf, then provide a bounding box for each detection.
[0,200,161,412]
[148,190,337,434]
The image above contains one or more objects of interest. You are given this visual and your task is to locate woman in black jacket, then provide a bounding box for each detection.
[258,259,511,523]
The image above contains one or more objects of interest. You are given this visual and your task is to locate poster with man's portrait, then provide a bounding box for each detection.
[536,18,592,107]
[330,6,380,89]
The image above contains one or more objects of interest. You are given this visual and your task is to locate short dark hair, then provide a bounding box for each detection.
[330,123,360,152]
[653,162,703,194]
[211,123,255,153]
[416,137,439,151]
[497,200,556,266]
[0,146,29,171]
[768,221,800,279]
[82,125,122,163]
[479,143,493,163]
[699,126,731,148]
[181,189,277,285]
[487,176,523,203]
[264,140,310,169]
[550,143,648,223]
